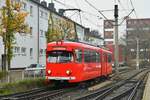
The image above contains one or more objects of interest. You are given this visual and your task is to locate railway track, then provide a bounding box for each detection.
[0,67,135,100]
[75,69,148,100]
[104,71,148,100]
[0,85,78,100]
[34,87,78,100]
[0,86,49,99]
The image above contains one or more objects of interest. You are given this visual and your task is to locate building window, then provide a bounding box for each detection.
[14,47,17,53]
[45,12,48,19]
[127,31,131,34]
[30,5,33,16]
[128,21,131,25]
[40,10,48,19]
[39,49,46,56]
[40,10,43,17]
[40,30,44,37]
[134,21,137,24]
[22,2,27,11]
[17,47,20,54]
[30,27,33,36]
[40,49,43,56]
[44,49,46,55]
[21,47,26,56]
[130,49,135,52]
[13,46,21,55]
[30,48,33,57]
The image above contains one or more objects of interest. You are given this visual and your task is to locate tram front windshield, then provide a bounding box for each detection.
[47,50,73,63]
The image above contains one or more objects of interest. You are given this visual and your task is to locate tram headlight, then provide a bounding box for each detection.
[47,70,51,75]
[66,70,72,75]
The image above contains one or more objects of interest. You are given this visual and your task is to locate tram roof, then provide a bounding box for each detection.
[47,41,111,53]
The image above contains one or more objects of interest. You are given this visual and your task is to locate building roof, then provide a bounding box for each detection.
[30,0,86,29]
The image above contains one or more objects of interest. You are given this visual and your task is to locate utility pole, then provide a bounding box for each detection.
[136,37,140,70]
[114,5,119,74]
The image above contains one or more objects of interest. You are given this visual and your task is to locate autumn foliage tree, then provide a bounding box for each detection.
[46,15,64,42]
[46,13,76,43]
[0,0,28,70]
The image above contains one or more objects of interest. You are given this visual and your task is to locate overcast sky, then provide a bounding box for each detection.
[45,0,150,35]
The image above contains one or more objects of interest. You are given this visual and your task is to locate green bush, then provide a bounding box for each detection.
[0,71,8,79]
[0,78,46,95]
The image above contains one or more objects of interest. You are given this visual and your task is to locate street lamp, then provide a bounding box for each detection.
[127,38,147,70]
[136,37,139,70]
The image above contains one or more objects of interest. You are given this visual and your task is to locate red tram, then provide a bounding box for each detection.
[46,41,112,83]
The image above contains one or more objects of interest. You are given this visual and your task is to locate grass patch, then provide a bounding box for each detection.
[0,78,47,95]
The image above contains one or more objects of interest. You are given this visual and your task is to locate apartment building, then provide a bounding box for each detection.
[0,0,104,69]
[0,0,49,69]
[103,20,126,65]
[126,18,150,66]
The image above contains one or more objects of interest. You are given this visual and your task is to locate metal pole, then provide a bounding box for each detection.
[114,5,119,73]
[37,5,40,64]
[136,37,139,69]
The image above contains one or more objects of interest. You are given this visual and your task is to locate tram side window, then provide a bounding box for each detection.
[96,52,100,63]
[84,50,90,62]
[103,54,106,62]
[108,54,112,63]
[75,49,82,63]
[90,51,94,62]
[84,50,100,63]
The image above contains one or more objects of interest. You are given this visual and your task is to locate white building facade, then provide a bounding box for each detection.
[0,0,103,69]
[0,0,49,69]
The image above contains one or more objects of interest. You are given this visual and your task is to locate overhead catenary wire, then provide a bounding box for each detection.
[54,0,148,34]
[82,11,102,18]
[54,0,102,19]
[54,0,125,22]
[129,0,150,29]
[53,0,75,9]
[54,0,106,27]
[117,0,129,15]
[79,11,83,25]
[84,0,109,21]
[68,11,78,18]
[126,0,150,60]
[84,0,135,27]
[81,14,103,34]
[74,0,83,25]
[84,0,114,27]
[119,9,134,25]
[74,0,81,9]
[82,14,102,28]
[128,0,149,35]
[129,0,138,18]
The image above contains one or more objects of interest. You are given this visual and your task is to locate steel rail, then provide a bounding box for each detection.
[34,87,77,100]
[75,69,147,100]
[93,70,148,100]
[0,87,48,99]
[16,88,65,100]
[127,72,148,100]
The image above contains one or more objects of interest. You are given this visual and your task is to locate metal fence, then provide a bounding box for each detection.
[0,69,45,83]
